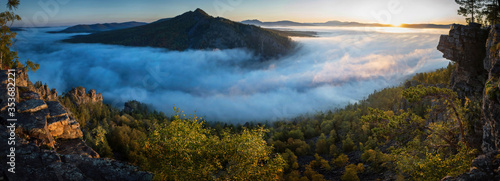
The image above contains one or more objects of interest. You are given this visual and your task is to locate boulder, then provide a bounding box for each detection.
[19,91,41,100]
[47,115,82,139]
[17,99,48,113]
[13,110,55,147]
[46,101,68,118]
[0,126,153,181]
[56,138,100,158]
[45,101,82,139]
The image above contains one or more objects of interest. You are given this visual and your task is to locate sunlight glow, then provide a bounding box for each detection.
[392,23,403,27]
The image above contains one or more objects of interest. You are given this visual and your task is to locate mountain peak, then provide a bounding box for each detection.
[193,8,209,16]
[64,9,295,59]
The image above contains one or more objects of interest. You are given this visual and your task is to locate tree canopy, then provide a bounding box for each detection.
[456,0,500,25]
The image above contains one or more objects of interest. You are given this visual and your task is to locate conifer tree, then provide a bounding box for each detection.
[456,0,486,23]
[0,0,39,71]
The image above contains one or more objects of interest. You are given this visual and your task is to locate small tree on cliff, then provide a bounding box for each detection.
[456,0,486,23]
[0,0,39,72]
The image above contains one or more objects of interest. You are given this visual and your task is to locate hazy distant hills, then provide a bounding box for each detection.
[241,19,451,29]
[64,9,296,59]
[399,23,450,29]
[10,27,25,31]
[151,18,172,24]
[50,21,148,33]
[242,20,313,26]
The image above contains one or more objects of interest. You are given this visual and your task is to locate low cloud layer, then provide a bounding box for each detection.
[15,27,450,122]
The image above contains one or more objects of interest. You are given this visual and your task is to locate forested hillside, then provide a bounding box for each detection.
[61,62,484,180]
[64,9,295,59]
[49,21,147,33]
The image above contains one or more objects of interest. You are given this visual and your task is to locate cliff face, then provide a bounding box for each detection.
[482,25,500,153]
[438,24,500,181]
[0,69,152,180]
[437,24,489,98]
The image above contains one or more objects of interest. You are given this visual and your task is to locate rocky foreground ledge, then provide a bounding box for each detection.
[0,69,153,180]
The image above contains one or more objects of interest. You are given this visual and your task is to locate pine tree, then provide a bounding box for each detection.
[482,0,500,25]
[456,0,486,23]
[0,0,39,71]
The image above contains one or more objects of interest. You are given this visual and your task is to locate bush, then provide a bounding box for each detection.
[333,154,349,168]
[341,163,364,181]
[144,112,285,180]
[316,133,329,154]
[342,134,357,153]
[361,149,389,171]
[310,154,331,171]
[289,129,305,140]
[329,144,338,157]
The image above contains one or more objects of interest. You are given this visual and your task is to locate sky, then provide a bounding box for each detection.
[10,0,465,27]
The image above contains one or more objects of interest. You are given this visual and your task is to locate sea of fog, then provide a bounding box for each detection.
[14,26,450,122]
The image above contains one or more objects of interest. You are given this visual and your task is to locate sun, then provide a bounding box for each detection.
[391,23,403,27]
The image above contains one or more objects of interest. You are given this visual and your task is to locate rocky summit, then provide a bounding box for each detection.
[0,69,152,180]
[67,86,103,106]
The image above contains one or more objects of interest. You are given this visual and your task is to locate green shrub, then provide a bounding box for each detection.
[333,154,349,168]
[341,163,364,181]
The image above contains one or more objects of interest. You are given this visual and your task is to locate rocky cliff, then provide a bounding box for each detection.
[0,69,152,180]
[438,24,500,180]
[437,24,489,99]
[66,86,103,106]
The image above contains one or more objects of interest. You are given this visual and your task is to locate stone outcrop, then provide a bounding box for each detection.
[437,24,489,98]
[0,126,152,181]
[17,99,48,113]
[0,69,152,180]
[45,101,83,139]
[482,25,500,153]
[67,86,103,106]
[34,83,58,101]
[0,70,84,147]
[56,139,99,158]
[438,24,500,180]
[9,68,59,102]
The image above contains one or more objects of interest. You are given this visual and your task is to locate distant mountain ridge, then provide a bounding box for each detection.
[50,21,148,33]
[241,19,451,29]
[64,9,296,59]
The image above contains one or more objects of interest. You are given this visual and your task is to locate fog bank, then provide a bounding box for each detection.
[15,27,450,122]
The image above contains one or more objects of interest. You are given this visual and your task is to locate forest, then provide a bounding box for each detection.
[0,0,491,180]
[56,62,484,180]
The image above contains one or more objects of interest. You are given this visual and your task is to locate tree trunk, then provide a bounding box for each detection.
[472,0,476,23]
